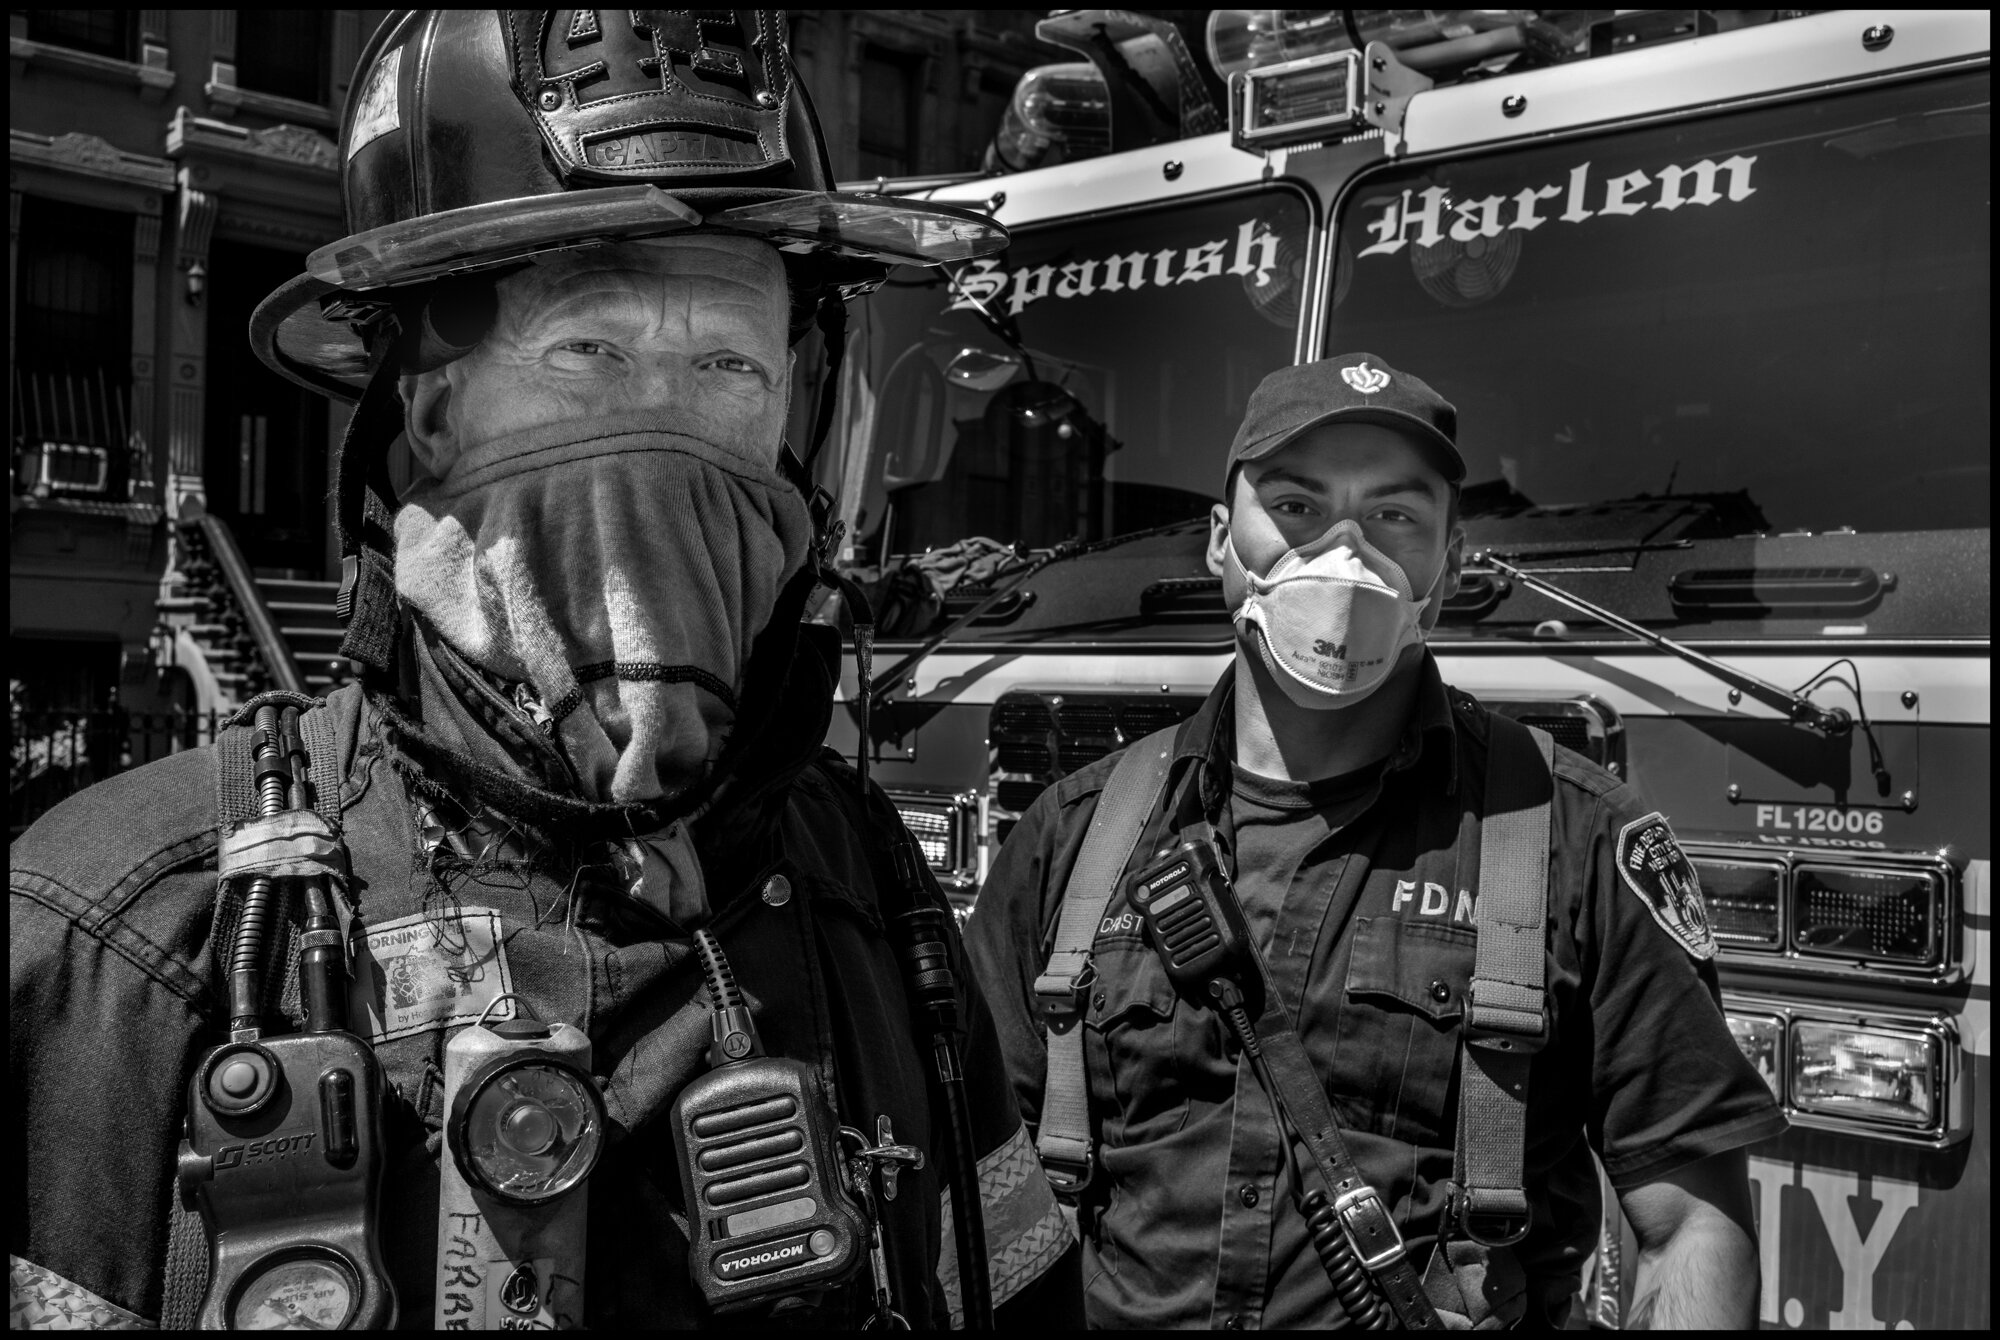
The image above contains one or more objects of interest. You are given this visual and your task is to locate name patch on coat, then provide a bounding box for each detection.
[1616,813,1715,960]
[348,908,513,1043]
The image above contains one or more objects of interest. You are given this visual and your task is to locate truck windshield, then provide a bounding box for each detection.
[1328,70,1990,537]
[843,188,1313,558]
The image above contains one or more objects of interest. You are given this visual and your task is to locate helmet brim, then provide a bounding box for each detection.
[253,185,1007,399]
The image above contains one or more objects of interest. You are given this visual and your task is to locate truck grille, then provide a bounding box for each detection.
[989,690,1206,827]
[1485,697,1624,775]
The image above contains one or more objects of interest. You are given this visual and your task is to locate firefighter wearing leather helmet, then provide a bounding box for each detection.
[10,10,1081,1330]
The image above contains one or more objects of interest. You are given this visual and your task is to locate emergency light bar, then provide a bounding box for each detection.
[1226,37,1432,155]
[987,63,1112,174]
[1723,996,1964,1148]
[1233,49,1365,149]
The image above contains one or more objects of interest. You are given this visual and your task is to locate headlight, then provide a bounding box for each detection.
[1792,863,1942,965]
[1724,1011,1783,1099]
[1791,1021,1941,1132]
[1726,993,1963,1146]
[898,806,954,869]
[888,791,979,894]
[1693,858,1784,951]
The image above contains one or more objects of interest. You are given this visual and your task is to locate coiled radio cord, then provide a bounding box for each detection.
[1209,978,1387,1329]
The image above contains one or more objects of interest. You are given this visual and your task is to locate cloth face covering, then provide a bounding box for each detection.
[1225,518,1439,708]
[394,411,811,804]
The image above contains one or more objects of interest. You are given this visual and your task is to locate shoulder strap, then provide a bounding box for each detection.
[1453,715,1556,1247]
[160,1178,207,1329]
[1248,983,1445,1328]
[1032,727,1177,1194]
[215,690,343,828]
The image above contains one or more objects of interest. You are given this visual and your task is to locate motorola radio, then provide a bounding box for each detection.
[1125,833,1263,1018]
[671,928,869,1312]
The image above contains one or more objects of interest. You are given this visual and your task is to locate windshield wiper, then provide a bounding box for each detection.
[1462,537,1694,563]
[867,517,1209,708]
[1472,552,1853,737]
[946,261,1042,380]
[943,262,1123,450]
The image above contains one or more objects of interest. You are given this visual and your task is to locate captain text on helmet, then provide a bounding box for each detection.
[964,353,1785,1328]
[10,11,1081,1330]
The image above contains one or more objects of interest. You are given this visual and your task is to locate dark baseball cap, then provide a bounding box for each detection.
[1226,352,1463,488]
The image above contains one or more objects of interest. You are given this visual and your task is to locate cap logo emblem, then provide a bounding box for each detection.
[517,9,792,182]
[1341,362,1390,394]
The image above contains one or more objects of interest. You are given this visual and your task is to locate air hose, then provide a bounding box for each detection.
[225,705,291,1034]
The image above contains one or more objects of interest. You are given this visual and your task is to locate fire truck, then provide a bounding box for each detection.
[813,9,1989,1328]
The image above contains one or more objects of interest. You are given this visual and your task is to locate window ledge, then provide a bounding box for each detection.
[205,78,338,131]
[11,37,174,102]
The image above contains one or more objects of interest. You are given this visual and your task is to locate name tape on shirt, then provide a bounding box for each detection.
[348,908,514,1043]
[1615,812,1716,961]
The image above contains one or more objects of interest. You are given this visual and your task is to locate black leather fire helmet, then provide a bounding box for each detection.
[251,9,1007,401]
[262,10,1005,676]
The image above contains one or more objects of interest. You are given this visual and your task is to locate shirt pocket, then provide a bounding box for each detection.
[1084,940,1188,1147]
[1332,916,1476,1147]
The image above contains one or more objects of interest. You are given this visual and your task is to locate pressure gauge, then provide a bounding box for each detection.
[229,1252,359,1330]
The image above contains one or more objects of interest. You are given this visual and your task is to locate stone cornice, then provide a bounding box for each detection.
[10,35,176,102]
[166,107,340,178]
[205,78,339,130]
[9,128,175,194]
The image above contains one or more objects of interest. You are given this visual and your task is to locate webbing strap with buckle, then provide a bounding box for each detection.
[1034,728,1177,1194]
[1452,716,1555,1249]
[1252,990,1445,1330]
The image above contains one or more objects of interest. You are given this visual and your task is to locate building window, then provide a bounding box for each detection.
[12,197,134,501]
[236,414,270,517]
[236,9,331,104]
[857,44,920,178]
[24,11,135,60]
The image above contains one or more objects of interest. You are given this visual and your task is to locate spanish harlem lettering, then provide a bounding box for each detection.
[948,218,1284,319]
[1357,154,1759,258]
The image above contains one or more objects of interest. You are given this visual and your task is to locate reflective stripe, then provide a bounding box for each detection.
[937,1124,1075,1325]
[8,1256,153,1330]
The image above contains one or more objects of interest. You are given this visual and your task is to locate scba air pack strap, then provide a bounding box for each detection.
[1035,713,1554,1327]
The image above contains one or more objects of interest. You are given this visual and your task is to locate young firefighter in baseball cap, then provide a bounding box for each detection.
[11,11,1079,1329]
[965,352,1785,1328]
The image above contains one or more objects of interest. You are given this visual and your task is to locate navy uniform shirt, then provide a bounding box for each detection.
[964,654,1787,1329]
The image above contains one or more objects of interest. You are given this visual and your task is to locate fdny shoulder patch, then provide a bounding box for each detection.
[1615,812,1715,960]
